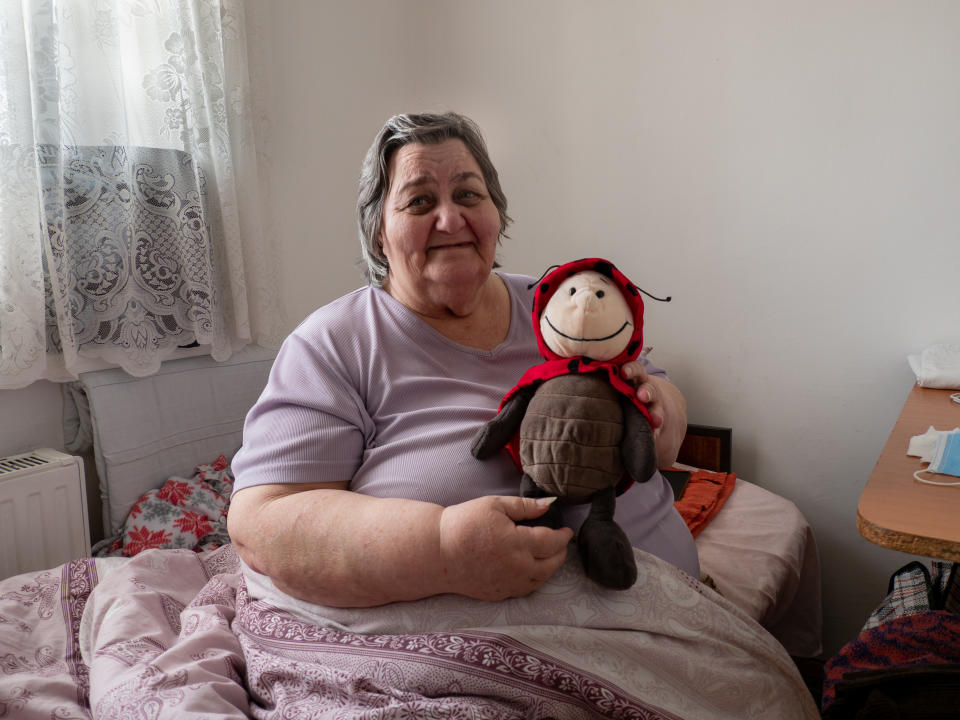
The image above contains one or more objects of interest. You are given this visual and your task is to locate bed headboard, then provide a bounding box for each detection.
[64,345,277,537]
[676,424,732,473]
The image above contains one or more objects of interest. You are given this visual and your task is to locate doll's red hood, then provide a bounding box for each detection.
[531,257,645,364]
[499,257,651,415]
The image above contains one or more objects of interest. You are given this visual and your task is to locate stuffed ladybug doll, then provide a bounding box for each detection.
[471,258,660,590]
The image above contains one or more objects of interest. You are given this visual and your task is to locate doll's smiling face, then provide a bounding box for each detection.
[539,271,633,360]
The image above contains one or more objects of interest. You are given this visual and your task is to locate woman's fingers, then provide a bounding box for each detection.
[498,496,573,556]
[502,494,558,522]
[521,521,574,559]
[621,361,653,402]
[621,361,663,429]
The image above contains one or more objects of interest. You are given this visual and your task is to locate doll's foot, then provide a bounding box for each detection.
[578,518,637,590]
[518,474,563,529]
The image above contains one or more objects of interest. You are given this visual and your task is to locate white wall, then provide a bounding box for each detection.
[3,0,958,657]
[0,381,64,457]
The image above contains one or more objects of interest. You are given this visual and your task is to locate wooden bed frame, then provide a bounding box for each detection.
[677,423,732,473]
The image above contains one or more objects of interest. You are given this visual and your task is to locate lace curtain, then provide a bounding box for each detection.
[0,0,282,390]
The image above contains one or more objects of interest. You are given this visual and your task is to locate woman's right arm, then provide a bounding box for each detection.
[227,482,572,608]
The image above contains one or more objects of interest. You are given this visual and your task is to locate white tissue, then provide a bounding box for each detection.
[907,343,960,389]
[908,425,960,462]
[907,426,940,462]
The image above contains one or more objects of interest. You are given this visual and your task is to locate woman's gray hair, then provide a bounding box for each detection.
[357,112,511,286]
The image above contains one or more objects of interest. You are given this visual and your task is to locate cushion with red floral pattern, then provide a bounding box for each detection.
[97,455,233,558]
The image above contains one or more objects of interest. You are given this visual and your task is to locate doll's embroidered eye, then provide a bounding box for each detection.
[568,287,576,295]
[596,290,605,298]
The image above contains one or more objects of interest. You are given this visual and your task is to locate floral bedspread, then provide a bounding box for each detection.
[0,544,821,719]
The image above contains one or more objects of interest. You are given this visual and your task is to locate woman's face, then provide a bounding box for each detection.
[380,139,501,317]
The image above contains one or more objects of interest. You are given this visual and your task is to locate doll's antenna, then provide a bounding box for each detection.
[527,265,561,290]
[635,286,672,303]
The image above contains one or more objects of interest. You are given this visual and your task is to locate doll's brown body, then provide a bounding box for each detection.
[518,374,624,503]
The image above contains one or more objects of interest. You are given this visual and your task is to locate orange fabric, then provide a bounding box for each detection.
[672,468,737,538]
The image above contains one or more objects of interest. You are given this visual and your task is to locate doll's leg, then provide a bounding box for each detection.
[578,487,637,589]
[518,474,563,529]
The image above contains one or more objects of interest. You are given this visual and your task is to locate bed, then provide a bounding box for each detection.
[0,348,822,719]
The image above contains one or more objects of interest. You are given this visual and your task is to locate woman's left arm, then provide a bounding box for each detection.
[621,362,687,469]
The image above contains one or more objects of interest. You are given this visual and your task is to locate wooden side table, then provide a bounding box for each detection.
[858,385,960,561]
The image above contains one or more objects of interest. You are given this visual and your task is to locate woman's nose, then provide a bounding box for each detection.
[434,201,466,234]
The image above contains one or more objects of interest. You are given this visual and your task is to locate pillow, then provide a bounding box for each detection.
[98,456,233,558]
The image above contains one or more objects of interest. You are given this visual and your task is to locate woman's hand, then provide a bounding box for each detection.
[438,496,573,600]
[621,361,688,468]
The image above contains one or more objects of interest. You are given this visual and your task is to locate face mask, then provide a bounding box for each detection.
[907,426,942,463]
[914,429,960,486]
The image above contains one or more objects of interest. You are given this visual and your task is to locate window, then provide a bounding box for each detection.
[0,0,281,389]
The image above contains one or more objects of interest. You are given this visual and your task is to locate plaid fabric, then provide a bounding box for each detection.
[861,560,956,631]
[862,562,934,631]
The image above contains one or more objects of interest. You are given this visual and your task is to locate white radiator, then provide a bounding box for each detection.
[0,449,90,580]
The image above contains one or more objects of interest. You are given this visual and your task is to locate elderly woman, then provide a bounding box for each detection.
[227,112,697,608]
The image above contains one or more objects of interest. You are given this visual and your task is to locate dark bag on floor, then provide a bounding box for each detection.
[824,663,960,719]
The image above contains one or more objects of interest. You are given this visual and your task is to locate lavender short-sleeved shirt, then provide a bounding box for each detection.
[232,272,699,577]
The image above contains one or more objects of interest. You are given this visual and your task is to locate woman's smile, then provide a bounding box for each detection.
[428,241,475,252]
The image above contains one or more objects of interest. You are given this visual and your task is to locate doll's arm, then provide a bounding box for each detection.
[620,397,658,483]
[471,385,537,458]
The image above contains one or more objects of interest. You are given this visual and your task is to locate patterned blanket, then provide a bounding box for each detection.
[0,544,820,719]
